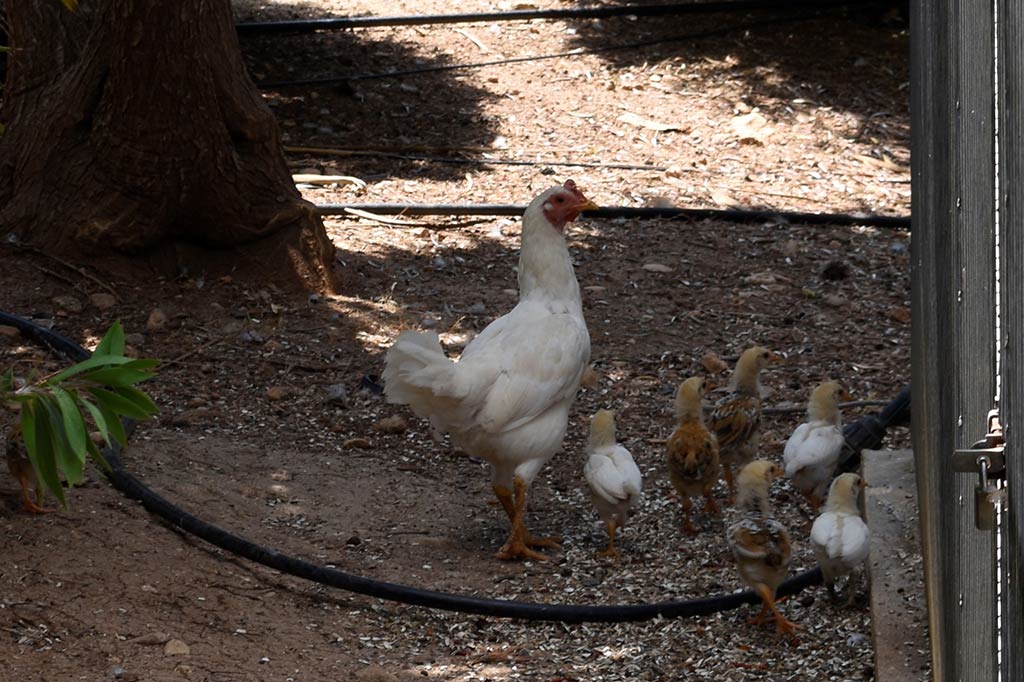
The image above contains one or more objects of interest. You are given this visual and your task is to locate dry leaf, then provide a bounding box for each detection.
[730,111,773,144]
[708,186,738,207]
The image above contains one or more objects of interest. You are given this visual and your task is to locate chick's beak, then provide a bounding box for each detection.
[841,389,854,401]
[769,351,782,364]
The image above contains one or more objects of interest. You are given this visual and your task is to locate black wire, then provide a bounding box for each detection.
[236,0,878,36]
[318,203,911,229]
[0,309,825,623]
[255,12,830,89]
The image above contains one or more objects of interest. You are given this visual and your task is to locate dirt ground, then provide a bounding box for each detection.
[1,1,914,680]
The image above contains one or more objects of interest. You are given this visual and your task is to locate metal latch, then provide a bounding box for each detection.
[953,409,1006,531]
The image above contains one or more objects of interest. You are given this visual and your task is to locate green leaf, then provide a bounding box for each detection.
[40,394,84,487]
[24,399,66,507]
[2,367,13,392]
[20,400,38,461]
[93,395,128,447]
[48,353,135,384]
[52,387,88,466]
[85,437,111,472]
[88,386,152,420]
[94,321,125,357]
[80,396,110,446]
[112,385,159,417]
[78,366,155,387]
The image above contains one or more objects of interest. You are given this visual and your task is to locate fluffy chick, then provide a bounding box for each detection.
[783,381,852,515]
[584,410,643,560]
[709,347,778,503]
[727,459,799,643]
[665,377,720,534]
[810,473,871,605]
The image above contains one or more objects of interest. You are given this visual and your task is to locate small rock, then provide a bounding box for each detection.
[266,386,289,401]
[53,295,83,313]
[308,294,321,304]
[146,308,168,331]
[125,332,145,347]
[421,317,439,329]
[342,437,372,449]
[163,639,190,656]
[432,256,448,270]
[821,260,851,281]
[846,632,869,647]
[239,330,264,344]
[376,415,408,434]
[0,325,19,338]
[346,535,363,546]
[888,306,911,323]
[324,383,348,405]
[258,656,270,664]
[889,241,910,255]
[355,664,400,682]
[90,293,117,311]
[467,302,487,315]
[701,351,729,375]
[642,263,672,273]
[824,294,848,308]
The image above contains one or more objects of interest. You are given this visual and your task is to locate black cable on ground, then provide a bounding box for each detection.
[0,310,823,623]
[255,12,828,88]
[319,203,912,230]
[236,0,882,36]
[840,384,911,472]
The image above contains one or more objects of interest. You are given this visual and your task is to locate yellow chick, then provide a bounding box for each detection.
[665,377,720,534]
[727,459,799,643]
[709,347,778,503]
[783,382,853,515]
[584,410,643,560]
[810,473,871,605]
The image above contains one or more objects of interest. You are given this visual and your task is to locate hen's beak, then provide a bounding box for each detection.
[576,199,599,213]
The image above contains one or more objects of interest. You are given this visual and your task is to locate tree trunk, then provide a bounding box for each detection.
[0,0,337,290]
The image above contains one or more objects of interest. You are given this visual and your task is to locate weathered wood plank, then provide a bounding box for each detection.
[911,0,998,679]
[997,0,1024,676]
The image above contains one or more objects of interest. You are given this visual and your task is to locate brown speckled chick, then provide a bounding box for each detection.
[727,459,799,643]
[665,377,720,534]
[709,346,778,503]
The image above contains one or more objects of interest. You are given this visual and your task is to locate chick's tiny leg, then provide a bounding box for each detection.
[595,521,620,560]
[754,584,801,643]
[681,497,696,535]
[723,465,736,504]
[702,484,720,516]
[18,473,53,514]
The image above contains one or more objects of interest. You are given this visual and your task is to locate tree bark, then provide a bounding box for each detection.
[0,0,337,290]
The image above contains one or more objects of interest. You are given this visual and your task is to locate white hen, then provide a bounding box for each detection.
[584,409,643,560]
[782,381,851,515]
[810,473,870,605]
[383,181,596,561]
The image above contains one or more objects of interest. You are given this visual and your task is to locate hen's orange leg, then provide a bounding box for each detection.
[495,477,552,561]
[18,474,53,514]
[754,584,802,644]
[595,521,620,560]
[493,485,516,521]
[513,476,561,548]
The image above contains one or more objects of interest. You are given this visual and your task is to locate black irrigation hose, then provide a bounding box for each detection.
[0,310,823,623]
[236,0,882,36]
[255,12,828,88]
[840,384,911,472]
[319,203,912,229]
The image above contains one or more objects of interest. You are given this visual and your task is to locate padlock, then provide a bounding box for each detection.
[974,455,1005,531]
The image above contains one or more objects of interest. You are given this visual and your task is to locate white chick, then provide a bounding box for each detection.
[783,381,852,515]
[584,409,642,560]
[810,473,871,605]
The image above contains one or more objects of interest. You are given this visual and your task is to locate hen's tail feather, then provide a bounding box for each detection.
[383,330,467,428]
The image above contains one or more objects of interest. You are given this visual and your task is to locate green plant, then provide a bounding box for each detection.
[2,321,159,507]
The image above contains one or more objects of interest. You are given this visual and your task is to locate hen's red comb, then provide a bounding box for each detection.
[562,179,587,201]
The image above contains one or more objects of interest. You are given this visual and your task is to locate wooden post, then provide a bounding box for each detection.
[997,0,1024,676]
[911,0,999,679]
